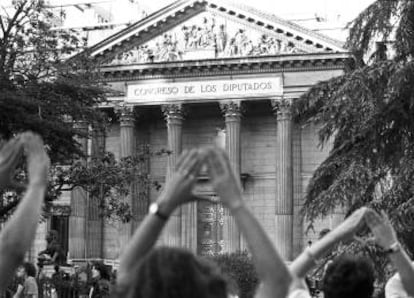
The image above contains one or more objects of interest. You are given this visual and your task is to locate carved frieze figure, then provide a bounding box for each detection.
[107,13,305,65]
[215,24,227,53]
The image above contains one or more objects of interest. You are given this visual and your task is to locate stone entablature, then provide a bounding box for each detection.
[100,52,351,82]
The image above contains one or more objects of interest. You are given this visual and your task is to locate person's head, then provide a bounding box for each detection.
[46,229,58,243]
[91,261,110,280]
[322,255,375,298]
[121,247,228,298]
[17,262,37,279]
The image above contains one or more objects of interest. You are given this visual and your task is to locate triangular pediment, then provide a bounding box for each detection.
[89,0,345,65]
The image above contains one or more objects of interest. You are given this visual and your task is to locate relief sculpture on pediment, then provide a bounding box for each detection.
[108,12,306,65]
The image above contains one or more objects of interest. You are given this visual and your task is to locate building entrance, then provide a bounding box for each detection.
[197,197,224,256]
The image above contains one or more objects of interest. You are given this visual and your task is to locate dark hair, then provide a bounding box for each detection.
[322,255,375,298]
[92,261,110,281]
[122,247,228,298]
[21,262,37,277]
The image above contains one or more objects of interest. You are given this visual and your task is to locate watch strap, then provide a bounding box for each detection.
[149,203,169,221]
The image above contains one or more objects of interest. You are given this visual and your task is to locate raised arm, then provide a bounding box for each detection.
[365,210,414,297]
[0,133,50,291]
[205,147,292,298]
[117,149,203,288]
[289,207,367,293]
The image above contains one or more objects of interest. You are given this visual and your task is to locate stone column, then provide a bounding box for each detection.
[87,127,106,259]
[162,104,184,247]
[272,97,294,260]
[119,106,136,253]
[69,121,88,260]
[220,101,242,253]
[133,124,150,231]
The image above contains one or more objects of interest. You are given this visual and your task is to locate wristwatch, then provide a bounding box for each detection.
[149,202,169,221]
[384,242,401,255]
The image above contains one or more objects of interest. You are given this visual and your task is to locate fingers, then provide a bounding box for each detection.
[175,149,189,171]
[20,132,50,185]
[177,149,200,177]
[0,136,24,169]
[175,149,207,183]
[21,132,46,155]
[365,209,382,228]
[381,210,391,223]
[205,147,227,177]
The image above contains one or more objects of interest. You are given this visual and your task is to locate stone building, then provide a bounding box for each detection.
[31,0,351,265]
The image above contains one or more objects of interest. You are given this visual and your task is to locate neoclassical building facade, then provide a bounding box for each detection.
[31,0,351,265]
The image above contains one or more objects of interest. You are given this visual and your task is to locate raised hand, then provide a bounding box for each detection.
[330,207,368,242]
[0,135,24,190]
[365,209,398,249]
[21,132,50,187]
[158,149,204,212]
[204,147,243,210]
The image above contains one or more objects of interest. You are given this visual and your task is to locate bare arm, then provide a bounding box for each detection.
[117,149,203,287]
[205,148,292,298]
[13,284,24,298]
[365,210,414,296]
[289,207,367,292]
[0,133,50,292]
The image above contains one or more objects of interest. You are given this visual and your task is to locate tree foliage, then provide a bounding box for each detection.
[293,0,414,253]
[0,0,155,222]
[0,0,106,160]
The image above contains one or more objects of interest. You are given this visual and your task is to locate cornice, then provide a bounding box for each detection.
[99,52,351,82]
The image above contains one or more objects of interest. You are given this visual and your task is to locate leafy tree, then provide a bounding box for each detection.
[0,0,156,222]
[293,0,414,257]
[212,251,259,298]
[0,0,105,160]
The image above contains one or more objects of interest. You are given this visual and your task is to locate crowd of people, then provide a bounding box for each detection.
[1,132,414,298]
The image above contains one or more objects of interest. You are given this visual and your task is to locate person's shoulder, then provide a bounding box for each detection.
[288,289,312,298]
[23,276,38,294]
[98,278,110,288]
[111,283,130,298]
[24,276,36,286]
[385,273,409,298]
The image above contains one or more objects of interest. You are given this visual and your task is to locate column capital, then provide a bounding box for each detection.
[162,104,185,124]
[116,104,136,127]
[219,101,244,120]
[271,97,292,120]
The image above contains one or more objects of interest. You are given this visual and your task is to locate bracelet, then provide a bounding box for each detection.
[305,247,318,265]
[384,242,401,255]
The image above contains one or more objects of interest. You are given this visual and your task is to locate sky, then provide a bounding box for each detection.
[42,0,377,41]
[139,0,377,41]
